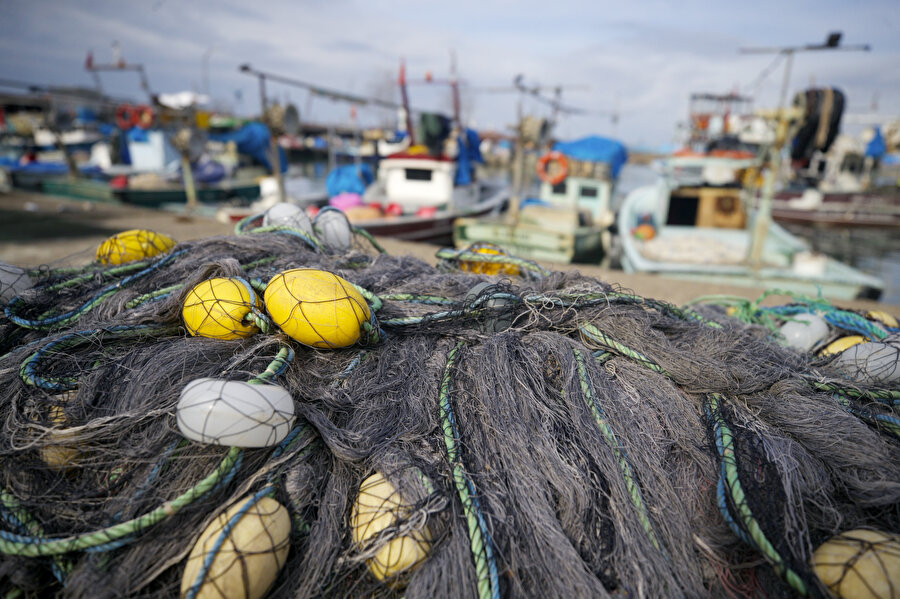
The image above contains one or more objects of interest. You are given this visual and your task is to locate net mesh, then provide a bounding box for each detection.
[0,228,898,598]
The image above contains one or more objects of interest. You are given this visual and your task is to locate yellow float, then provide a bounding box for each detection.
[181,495,291,599]
[818,335,866,357]
[263,269,370,348]
[351,471,431,581]
[182,278,262,340]
[867,310,899,329]
[96,229,176,265]
[459,244,520,277]
[811,529,900,599]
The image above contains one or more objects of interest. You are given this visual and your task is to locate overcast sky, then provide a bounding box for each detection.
[1,0,897,148]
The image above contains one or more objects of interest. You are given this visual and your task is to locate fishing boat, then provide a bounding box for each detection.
[617,179,885,300]
[454,135,626,264]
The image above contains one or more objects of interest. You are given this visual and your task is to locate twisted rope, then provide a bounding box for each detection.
[439,342,500,599]
[573,348,661,550]
[704,393,809,597]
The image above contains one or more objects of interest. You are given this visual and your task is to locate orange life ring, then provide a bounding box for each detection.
[115,104,135,130]
[133,104,154,130]
[536,151,569,185]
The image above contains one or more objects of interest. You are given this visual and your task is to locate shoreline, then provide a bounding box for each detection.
[1,189,896,312]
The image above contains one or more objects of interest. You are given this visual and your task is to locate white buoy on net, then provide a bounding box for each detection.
[833,342,900,386]
[262,202,313,235]
[778,313,829,352]
[314,208,353,253]
[0,262,33,303]
[177,378,295,447]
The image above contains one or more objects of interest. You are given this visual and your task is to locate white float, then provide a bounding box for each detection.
[262,202,313,235]
[778,313,829,352]
[833,342,900,386]
[177,378,295,447]
[314,208,353,253]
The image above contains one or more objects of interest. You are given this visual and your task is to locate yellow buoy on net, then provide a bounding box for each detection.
[867,310,899,329]
[459,243,520,277]
[811,529,900,599]
[263,269,370,348]
[181,495,291,599]
[182,278,262,340]
[351,471,431,581]
[96,229,176,265]
[818,335,866,357]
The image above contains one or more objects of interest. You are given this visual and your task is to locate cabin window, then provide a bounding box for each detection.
[666,194,699,226]
[579,186,598,198]
[405,168,433,181]
[551,181,567,195]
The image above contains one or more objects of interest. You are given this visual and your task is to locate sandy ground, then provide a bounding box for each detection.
[1,190,896,313]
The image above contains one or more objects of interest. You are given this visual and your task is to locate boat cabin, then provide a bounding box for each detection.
[539,175,613,225]
[369,152,478,213]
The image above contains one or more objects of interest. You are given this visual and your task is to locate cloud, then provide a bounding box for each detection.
[2,0,897,146]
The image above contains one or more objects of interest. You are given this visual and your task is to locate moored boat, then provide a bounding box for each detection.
[618,179,885,300]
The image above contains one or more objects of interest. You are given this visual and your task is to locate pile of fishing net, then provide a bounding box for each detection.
[0,207,898,599]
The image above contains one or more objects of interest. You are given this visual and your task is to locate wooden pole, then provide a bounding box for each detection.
[181,152,198,214]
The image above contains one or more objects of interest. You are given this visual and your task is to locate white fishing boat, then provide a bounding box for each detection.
[618,179,885,300]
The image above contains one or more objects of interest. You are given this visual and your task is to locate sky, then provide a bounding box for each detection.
[1,0,898,148]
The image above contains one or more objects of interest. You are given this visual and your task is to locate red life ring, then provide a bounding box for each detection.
[536,151,569,185]
[115,104,135,130]
[133,105,154,130]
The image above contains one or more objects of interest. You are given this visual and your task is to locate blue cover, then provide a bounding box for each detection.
[210,122,287,173]
[865,127,885,159]
[454,128,484,186]
[325,163,374,197]
[552,136,628,178]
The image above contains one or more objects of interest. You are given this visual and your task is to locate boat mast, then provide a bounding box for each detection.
[398,59,416,146]
[740,32,870,267]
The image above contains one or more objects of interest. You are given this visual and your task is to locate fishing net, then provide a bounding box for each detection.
[1,223,898,599]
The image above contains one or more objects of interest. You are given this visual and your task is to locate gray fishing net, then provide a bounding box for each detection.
[0,224,898,599]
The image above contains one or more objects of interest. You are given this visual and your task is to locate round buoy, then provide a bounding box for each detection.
[778,313,829,352]
[811,529,900,599]
[0,262,33,303]
[181,495,291,599]
[96,229,176,265]
[351,472,431,580]
[833,342,900,386]
[264,269,370,348]
[177,378,295,447]
[182,277,261,340]
[262,202,313,235]
[313,208,353,253]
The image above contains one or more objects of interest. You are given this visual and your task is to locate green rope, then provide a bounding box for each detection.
[435,247,550,279]
[349,284,383,312]
[705,393,809,596]
[243,307,276,335]
[808,380,900,406]
[0,447,242,556]
[573,348,661,550]
[579,323,669,376]
[247,346,293,385]
[351,226,387,254]
[439,342,500,599]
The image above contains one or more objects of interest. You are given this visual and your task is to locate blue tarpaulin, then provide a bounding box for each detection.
[552,135,628,178]
[325,163,374,197]
[209,122,287,173]
[865,127,886,159]
[454,128,483,185]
